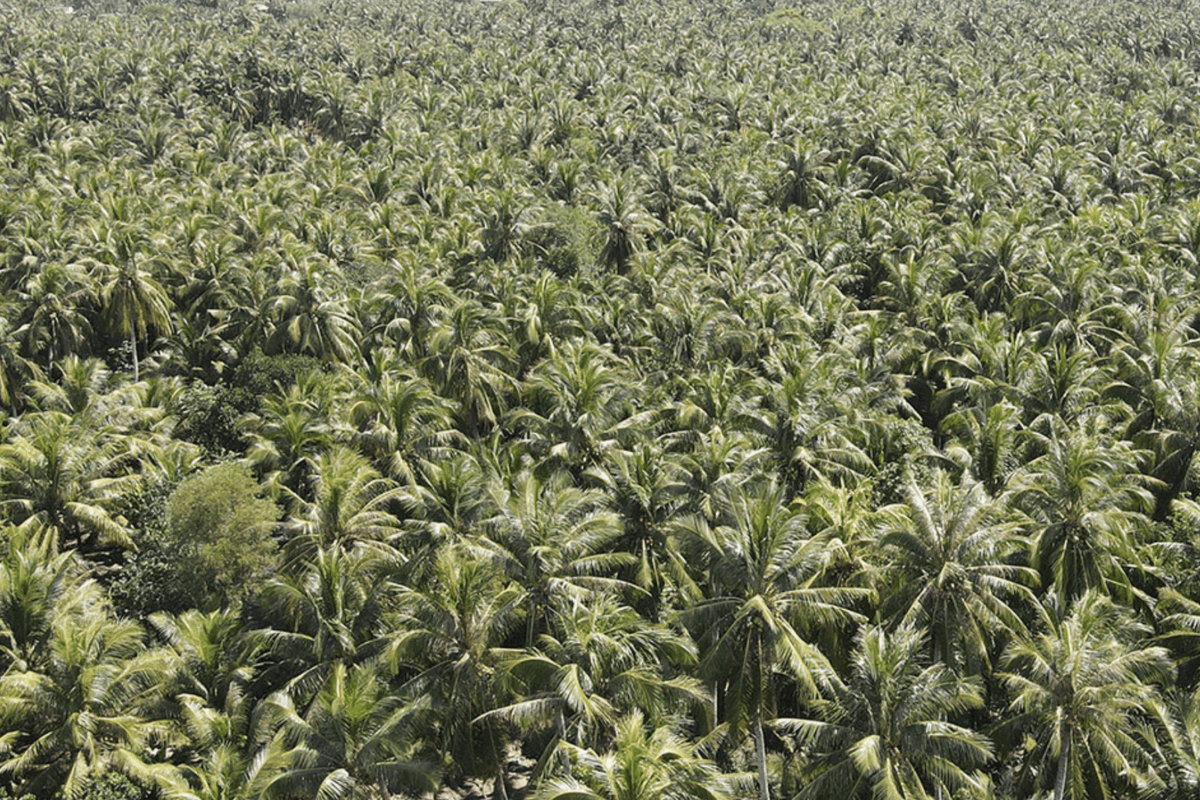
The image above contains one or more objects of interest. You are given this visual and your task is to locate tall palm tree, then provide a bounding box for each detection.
[280,446,406,566]
[0,310,40,413]
[940,392,1023,497]
[396,453,489,575]
[879,471,1036,672]
[153,609,291,800]
[361,259,452,364]
[516,340,633,474]
[421,298,518,435]
[785,625,993,800]
[1106,291,1200,519]
[672,429,762,525]
[385,547,521,793]
[14,261,95,373]
[180,736,293,800]
[476,471,629,646]
[1013,420,1155,602]
[1001,591,1173,800]
[0,526,90,673]
[149,608,254,742]
[257,662,437,800]
[252,544,397,703]
[1135,691,1200,800]
[487,594,701,776]
[593,177,655,274]
[0,411,138,552]
[340,355,461,485]
[676,482,868,800]
[739,355,873,495]
[266,255,360,364]
[535,710,745,800]
[244,376,335,500]
[771,137,830,212]
[98,255,173,382]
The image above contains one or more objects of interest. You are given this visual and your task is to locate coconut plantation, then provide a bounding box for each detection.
[2,0,1200,798]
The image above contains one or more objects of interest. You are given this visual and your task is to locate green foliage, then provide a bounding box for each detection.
[171,382,246,455]
[77,773,153,800]
[163,463,280,609]
[172,351,324,454]
[526,205,600,278]
[113,464,279,615]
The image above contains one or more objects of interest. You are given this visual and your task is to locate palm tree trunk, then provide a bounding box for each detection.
[932,636,944,800]
[527,598,537,648]
[1054,717,1070,800]
[555,708,570,774]
[129,327,139,382]
[754,632,771,800]
[643,538,662,623]
[494,763,509,800]
[754,708,771,800]
[491,728,509,800]
[709,618,722,731]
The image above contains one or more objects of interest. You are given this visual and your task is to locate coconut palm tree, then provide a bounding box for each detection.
[340,354,462,485]
[252,544,397,703]
[593,177,655,274]
[879,471,1037,672]
[0,310,40,413]
[535,710,745,800]
[785,625,993,800]
[180,736,293,800]
[280,446,406,566]
[266,255,360,364]
[149,608,254,740]
[676,481,868,800]
[384,547,521,794]
[397,453,489,575]
[98,255,173,382]
[361,259,453,363]
[152,610,292,800]
[516,340,635,474]
[1135,691,1200,800]
[486,593,701,775]
[256,662,437,800]
[0,411,139,552]
[0,574,183,799]
[739,354,873,495]
[1013,419,1155,602]
[1106,291,1200,519]
[1000,591,1173,800]
[475,470,629,646]
[421,298,518,435]
[14,261,95,373]
[244,376,336,500]
[771,137,830,212]
[587,444,685,623]
[0,525,90,673]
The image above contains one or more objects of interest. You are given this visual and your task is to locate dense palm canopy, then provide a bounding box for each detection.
[0,412,139,552]
[0,540,184,799]
[255,663,436,800]
[4,0,1200,798]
